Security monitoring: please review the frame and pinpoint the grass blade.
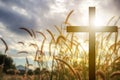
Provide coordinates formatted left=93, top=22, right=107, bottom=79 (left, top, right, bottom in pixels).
left=0, top=38, right=8, bottom=53
left=65, top=10, right=74, bottom=24
left=19, top=27, right=33, bottom=37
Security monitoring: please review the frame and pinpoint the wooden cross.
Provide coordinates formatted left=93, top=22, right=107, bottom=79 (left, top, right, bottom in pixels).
left=67, top=7, right=118, bottom=80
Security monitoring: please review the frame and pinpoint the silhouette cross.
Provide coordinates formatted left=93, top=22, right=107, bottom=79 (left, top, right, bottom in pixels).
left=67, top=7, right=118, bottom=80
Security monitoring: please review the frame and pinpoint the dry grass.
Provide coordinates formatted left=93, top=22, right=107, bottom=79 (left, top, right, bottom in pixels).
left=0, top=9, right=119, bottom=80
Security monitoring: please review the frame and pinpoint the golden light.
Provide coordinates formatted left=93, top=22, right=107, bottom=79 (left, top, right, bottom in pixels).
left=94, top=16, right=104, bottom=28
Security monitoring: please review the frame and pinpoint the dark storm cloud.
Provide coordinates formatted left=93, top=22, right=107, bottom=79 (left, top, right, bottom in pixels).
left=0, top=0, right=84, bottom=35
left=1, top=0, right=51, bottom=11
left=0, top=0, right=53, bottom=34
left=114, top=0, right=120, bottom=9
left=0, top=5, right=36, bottom=33
left=100, top=0, right=120, bottom=15
left=1, top=0, right=24, bottom=7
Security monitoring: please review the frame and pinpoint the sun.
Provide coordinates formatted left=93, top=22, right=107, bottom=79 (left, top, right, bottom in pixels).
left=94, top=16, right=105, bottom=28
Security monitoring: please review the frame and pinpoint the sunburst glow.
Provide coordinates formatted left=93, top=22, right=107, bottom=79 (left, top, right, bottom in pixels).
left=94, top=16, right=104, bottom=28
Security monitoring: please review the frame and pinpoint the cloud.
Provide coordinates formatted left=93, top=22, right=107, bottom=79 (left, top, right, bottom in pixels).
left=111, top=0, right=120, bottom=16
left=0, top=0, right=55, bottom=34
left=0, top=2, right=37, bottom=34
left=0, top=0, right=119, bottom=34
left=0, top=0, right=84, bottom=34
left=99, top=0, right=120, bottom=15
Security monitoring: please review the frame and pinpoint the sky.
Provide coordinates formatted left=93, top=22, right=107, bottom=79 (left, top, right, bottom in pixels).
left=0, top=0, right=120, bottom=67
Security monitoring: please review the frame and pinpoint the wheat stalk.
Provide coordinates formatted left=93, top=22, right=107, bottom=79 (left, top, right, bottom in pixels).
left=114, top=16, right=120, bottom=25
left=96, top=70, right=106, bottom=80
left=36, top=31, right=46, bottom=39
left=0, top=38, right=8, bottom=54
left=64, top=10, right=74, bottom=24
left=56, top=35, right=66, bottom=44
left=34, top=50, right=40, bottom=61
left=54, top=25, right=62, bottom=34
left=46, top=29, right=55, bottom=42
left=48, top=40, right=52, bottom=56
left=29, top=43, right=39, bottom=50
left=110, top=71, right=120, bottom=79
left=18, top=41, right=24, bottom=45
left=31, top=29, right=36, bottom=38
left=36, top=31, right=46, bottom=55
left=107, top=16, right=115, bottom=25
left=18, top=51, right=28, bottom=54
left=19, top=27, right=33, bottom=37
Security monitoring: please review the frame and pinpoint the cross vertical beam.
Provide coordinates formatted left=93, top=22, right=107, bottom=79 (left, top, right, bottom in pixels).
left=89, top=7, right=95, bottom=80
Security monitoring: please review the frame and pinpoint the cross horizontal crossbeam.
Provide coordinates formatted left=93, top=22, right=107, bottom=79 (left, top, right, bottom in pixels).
left=67, top=26, right=118, bottom=32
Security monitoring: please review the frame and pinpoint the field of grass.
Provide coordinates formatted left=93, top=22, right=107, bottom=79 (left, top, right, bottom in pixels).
left=0, top=11, right=120, bottom=80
